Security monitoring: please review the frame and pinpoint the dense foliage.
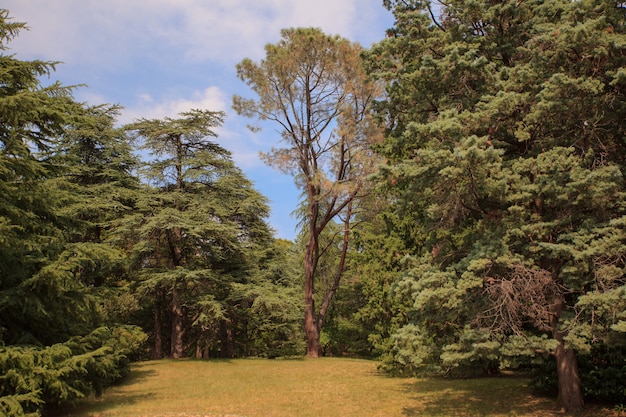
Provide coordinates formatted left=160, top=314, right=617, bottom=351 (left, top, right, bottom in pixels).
left=0, top=9, right=303, bottom=416
left=4, top=0, right=626, bottom=414
left=365, top=0, right=626, bottom=411
left=0, top=326, right=146, bottom=416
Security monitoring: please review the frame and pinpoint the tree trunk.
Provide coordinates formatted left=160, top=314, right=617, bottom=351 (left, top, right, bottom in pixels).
left=304, top=198, right=321, bottom=358
left=153, top=305, right=163, bottom=360
left=170, top=286, right=184, bottom=358
left=304, top=298, right=320, bottom=357
left=304, top=250, right=320, bottom=357
left=219, top=319, right=234, bottom=358
left=304, top=229, right=321, bottom=357
left=550, top=293, right=584, bottom=413
left=554, top=337, right=584, bottom=412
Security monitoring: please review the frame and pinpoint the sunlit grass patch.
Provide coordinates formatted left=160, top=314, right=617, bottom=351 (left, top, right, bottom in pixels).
left=51, top=358, right=612, bottom=417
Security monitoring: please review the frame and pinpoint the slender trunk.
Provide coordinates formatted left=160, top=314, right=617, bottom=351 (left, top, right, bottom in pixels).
left=304, top=243, right=320, bottom=357
left=304, top=182, right=321, bottom=358
left=170, top=286, right=184, bottom=359
left=317, top=201, right=352, bottom=331
left=153, top=305, right=163, bottom=360
left=219, top=318, right=234, bottom=358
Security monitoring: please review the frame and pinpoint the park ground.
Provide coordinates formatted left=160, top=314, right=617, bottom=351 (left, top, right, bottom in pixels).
left=52, top=358, right=620, bottom=417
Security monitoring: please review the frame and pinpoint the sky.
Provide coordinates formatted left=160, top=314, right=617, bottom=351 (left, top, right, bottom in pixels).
left=3, top=0, right=394, bottom=241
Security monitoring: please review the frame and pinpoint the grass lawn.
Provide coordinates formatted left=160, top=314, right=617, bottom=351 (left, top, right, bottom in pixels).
left=51, top=358, right=616, bottom=417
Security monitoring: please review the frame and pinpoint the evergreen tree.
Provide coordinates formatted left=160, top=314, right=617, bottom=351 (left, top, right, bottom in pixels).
left=0, top=8, right=90, bottom=345
left=123, top=110, right=273, bottom=359
left=351, top=205, right=419, bottom=365
left=368, top=0, right=626, bottom=412
left=0, top=10, right=146, bottom=415
left=47, top=103, right=142, bottom=325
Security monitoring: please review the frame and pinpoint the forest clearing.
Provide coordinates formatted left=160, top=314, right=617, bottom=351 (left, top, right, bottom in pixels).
left=4, top=1, right=626, bottom=415
left=51, top=358, right=614, bottom=417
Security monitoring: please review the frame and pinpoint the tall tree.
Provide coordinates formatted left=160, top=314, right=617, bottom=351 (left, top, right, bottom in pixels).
left=124, top=110, right=272, bottom=359
left=0, top=8, right=94, bottom=345
left=233, top=27, right=383, bottom=357
left=368, top=0, right=626, bottom=412
left=0, top=11, right=147, bottom=415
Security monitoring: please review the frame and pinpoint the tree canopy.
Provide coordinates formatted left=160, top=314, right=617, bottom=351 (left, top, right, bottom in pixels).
left=366, top=0, right=626, bottom=412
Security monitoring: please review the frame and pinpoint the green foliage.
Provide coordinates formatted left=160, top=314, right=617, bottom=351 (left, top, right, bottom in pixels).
left=321, top=282, right=372, bottom=357
left=350, top=201, right=421, bottom=369
left=235, top=239, right=304, bottom=357
left=0, top=8, right=91, bottom=346
left=0, top=326, right=146, bottom=417
left=367, top=0, right=626, bottom=410
left=244, top=282, right=305, bottom=357
left=123, top=110, right=274, bottom=358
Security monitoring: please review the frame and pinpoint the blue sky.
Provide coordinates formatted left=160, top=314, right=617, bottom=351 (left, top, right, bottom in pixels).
left=4, top=0, right=394, bottom=241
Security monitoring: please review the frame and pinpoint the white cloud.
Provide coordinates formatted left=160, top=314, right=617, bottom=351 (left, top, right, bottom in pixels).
left=119, top=86, right=264, bottom=170
left=120, top=86, right=227, bottom=124
left=5, top=0, right=387, bottom=67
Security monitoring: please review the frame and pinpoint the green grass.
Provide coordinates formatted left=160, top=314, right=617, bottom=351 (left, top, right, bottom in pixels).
left=51, top=358, right=614, bottom=417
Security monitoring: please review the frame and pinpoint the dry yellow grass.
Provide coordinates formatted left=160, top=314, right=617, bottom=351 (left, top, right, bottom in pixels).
left=51, top=358, right=613, bottom=417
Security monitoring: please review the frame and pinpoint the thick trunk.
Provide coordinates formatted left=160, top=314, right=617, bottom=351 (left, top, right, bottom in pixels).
left=170, top=286, right=184, bottom=359
left=550, top=292, right=584, bottom=413
left=304, top=299, right=320, bottom=357
left=554, top=338, right=584, bottom=412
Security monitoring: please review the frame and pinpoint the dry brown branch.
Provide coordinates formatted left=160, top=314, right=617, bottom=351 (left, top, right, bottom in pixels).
left=476, top=263, right=564, bottom=334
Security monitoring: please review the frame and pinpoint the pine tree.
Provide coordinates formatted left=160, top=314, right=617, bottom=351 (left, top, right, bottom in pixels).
left=0, top=9, right=92, bottom=345
left=0, top=10, right=147, bottom=415
left=234, top=27, right=383, bottom=357
left=368, top=0, right=626, bottom=412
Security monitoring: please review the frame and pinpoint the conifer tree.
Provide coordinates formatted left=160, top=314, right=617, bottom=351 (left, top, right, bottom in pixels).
left=47, top=103, right=142, bottom=324
left=0, top=10, right=147, bottom=415
left=368, top=0, right=626, bottom=412
left=234, top=28, right=383, bottom=357
left=0, top=8, right=91, bottom=345
left=124, top=110, right=272, bottom=358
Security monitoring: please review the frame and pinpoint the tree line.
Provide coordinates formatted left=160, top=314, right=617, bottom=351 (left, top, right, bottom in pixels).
left=3, top=0, right=626, bottom=415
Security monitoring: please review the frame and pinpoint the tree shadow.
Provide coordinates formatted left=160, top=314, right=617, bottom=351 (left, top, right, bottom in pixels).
left=399, top=376, right=563, bottom=417
left=46, top=366, right=158, bottom=417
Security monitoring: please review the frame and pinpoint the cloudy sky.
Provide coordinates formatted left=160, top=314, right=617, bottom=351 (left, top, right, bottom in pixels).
left=4, top=1, right=394, bottom=240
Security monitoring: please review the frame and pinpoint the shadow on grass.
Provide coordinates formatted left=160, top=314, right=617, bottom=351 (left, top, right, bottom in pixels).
left=47, top=366, right=159, bottom=417
left=118, top=364, right=160, bottom=385
left=399, top=376, right=561, bottom=417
